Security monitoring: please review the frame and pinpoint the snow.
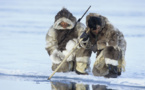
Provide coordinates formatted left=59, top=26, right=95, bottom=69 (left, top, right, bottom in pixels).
left=0, top=0, right=145, bottom=89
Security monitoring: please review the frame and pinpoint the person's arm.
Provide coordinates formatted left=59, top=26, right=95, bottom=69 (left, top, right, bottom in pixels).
left=45, top=26, right=64, bottom=64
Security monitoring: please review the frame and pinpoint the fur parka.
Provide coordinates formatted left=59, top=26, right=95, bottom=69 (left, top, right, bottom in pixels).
left=45, top=8, right=92, bottom=72
left=86, top=13, right=126, bottom=77
left=86, top=13, right=126, bottom=55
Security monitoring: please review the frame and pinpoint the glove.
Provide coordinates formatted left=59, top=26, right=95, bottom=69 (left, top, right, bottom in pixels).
left=50, top=49, right=65, bottom=64
left=80, top=31, right=89, bottom=41
left=66, top=39, right=81, bottom=50
left=80, top=31, right=90, bottom=48
left=63, top=50, right=75, bottom=62
left=65, top=40, right=76, bottom=61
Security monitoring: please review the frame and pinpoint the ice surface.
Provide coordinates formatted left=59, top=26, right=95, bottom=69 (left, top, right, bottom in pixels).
left=0, top=0, right=145, bottom=90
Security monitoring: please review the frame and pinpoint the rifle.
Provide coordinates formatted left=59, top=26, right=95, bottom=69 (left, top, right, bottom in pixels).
left=58, top=6, right=91, bottom=45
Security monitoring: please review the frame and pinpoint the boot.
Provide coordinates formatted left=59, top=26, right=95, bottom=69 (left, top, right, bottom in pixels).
left=75, top=62, right=88, bottom=75
left=105, top=64, right=118, bottom=78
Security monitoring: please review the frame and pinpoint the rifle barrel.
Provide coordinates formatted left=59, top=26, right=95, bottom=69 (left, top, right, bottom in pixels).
left=80, top=5, right=91, bottom=21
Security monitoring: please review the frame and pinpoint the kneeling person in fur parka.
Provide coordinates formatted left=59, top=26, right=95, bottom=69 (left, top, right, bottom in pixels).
left=45, top=8, right=92, bottom=74
left=82, top=13, right=126, bottom=78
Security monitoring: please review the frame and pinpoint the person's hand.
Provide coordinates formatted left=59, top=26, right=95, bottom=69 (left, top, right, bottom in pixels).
left=80, top=31, right=89, bottom=41
left=50, top=49, right=65, bottom=64
left=62, top=50, right=75, bottom=62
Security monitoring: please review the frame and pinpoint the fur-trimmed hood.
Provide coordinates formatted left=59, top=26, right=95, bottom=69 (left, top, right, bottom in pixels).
left=86, top=13, right=108, bottom=30
left=53, top=8, right=76, bottom=30
left=86, top=13, right=126, bottom=54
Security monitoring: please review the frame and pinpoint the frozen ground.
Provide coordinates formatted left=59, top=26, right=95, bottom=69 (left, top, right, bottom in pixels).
left=0, top=0, right=145, bottom=90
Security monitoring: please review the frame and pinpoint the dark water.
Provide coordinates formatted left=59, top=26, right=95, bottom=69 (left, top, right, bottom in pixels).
left=1, top=73, right=145, bottom=90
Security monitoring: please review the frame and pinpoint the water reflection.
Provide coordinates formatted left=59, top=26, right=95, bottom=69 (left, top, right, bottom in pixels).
left=50, top=81, right=111, bottom=90
left=92, top=85, right=108, bottom=90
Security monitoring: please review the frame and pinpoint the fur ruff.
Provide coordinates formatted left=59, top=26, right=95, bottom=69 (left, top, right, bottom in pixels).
left=53, top=17, right=75, bottom=30
left=86, top=13, right=106, bottom=29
